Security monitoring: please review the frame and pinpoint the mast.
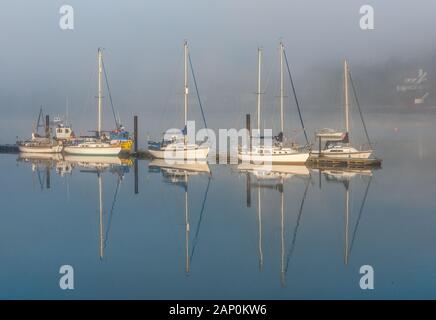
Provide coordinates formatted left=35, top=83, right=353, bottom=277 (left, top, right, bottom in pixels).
left=98, top=48, right=103, bottom=137
left=184, top=41, right=189, bottom=143
left=280, top=41, right=284, bottom=135
left=257, top=47, right=262, bottom=131
left=344, top=59, right=349, bottom=135
left=98, top=172, right=104, bottom=260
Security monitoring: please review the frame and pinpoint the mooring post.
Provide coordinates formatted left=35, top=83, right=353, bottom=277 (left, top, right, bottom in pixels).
left=246, top=114, right=251, bottom=150
left=134, top=115, right=138, bottom=154
left=318, top=136, right=322, bottom=158
left=45, top=115, right=50, bottom=138
left=134, top=159, right=138, bottom=194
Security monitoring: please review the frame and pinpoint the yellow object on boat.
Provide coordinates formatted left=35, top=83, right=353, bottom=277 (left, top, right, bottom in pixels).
left=120, top=139, right=133, bottom=152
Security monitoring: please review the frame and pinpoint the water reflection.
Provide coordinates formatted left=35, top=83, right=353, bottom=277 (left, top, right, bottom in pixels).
left=11, top=152, right=379, bottom=295
left=237, top=164, right=311, bottom=286
left=17, top=153, right=132, bottom=260
left=315, top=168, right=373, bottom=265
left=149, top=159, right=211, bottom=275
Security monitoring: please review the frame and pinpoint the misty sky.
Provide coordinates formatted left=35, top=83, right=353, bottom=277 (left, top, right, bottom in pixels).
left=0, top=0, right=435, bottom=142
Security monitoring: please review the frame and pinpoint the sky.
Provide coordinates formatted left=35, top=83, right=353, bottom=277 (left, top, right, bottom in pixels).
left=0, top=0, right=435, bottom=142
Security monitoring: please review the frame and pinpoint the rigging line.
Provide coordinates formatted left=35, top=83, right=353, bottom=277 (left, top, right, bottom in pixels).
left=285, top=176, right=311, bottom=274
left=348, top=69, right=372, bottom=148
left=283, top=50, right=309, bottom=146
left=188, top=53, right=208, bottom=131
left=104, top=177, right=121, bottom=249
left=349, top=175, right=372, bottom=255
left=101, top=56, right=119, bottom=129
left=190, top=176, right=212, bottom=262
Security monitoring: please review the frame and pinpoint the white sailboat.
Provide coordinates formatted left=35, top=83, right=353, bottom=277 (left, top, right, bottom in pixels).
left=238, top=42, right=309, bottom=164
left=148, top=41, right=209, bottom=161
left=311, top=60, right=373, bottom=159
left=64, top=48, right=121, bottom=156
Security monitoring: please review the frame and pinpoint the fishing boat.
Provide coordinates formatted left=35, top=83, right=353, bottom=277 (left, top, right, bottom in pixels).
left=17, top=108, right=63, bottom=153
left=64, top=48, right=121, bottom=156
left=148, top=41, right=209, bottom=161
left=238, top=42, right=309, bottom=164
left=311, top=60, right=373, bottom=159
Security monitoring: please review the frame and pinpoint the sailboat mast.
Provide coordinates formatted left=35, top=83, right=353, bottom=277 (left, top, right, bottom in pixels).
left=257, top=47, right=262, bottom=131
left=280, top=41, right=284, bottom=135
left=98, top=48, right=103, bottom=137
left=184, top=41, right=188, bottom=139
left=344, top=59, right=349, bottom=134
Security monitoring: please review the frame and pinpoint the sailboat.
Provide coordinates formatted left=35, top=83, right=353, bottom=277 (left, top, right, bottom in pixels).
left=238, top=42, right=309, bottom=164
left=64, top=48, right=121, bottom=156
left=17, top=108, right=63, bottom=153
left=311, top=60, right=373, bottom=159
left=148, top=41, right=209, bottom=161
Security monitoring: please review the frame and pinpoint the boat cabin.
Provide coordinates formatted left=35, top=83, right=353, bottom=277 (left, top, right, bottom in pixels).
left=55, top=124, right=74, bottom=140
left=315, top=129, right=349, bottom=150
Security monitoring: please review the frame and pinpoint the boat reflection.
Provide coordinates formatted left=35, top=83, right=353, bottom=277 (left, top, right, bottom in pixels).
left=237, top=163, right=310, bottom=286
left=17, top=153, right=132, bottom=259
left=314, top=168, right=373, bottom=265
left=149, top=159, right=211, bottom=275
left=18, top=152, right=132, bottom=181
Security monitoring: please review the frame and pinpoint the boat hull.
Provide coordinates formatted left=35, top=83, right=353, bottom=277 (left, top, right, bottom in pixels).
left=63, top=145, right=121, bottom=156
left=310, top=150, right=373, bottom=159
left=18, top=145, right=63, bottom=153
left=148, top=146, right=209, bottom=160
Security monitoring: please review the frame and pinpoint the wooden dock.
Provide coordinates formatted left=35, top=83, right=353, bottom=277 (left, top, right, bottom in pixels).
left=306, top=155, right=382, bottom=169
left=0, top=144, right=19, bottom=154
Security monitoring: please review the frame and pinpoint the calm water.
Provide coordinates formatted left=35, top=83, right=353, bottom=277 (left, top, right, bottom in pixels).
left=1, top=111, right=436, bottom=299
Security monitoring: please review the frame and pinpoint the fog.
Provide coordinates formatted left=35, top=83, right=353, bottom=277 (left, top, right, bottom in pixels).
left=0, top=0, right=435, bottom=142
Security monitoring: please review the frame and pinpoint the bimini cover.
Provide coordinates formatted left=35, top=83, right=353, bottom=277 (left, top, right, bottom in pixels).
left=315, top=128, right=348, bottom=142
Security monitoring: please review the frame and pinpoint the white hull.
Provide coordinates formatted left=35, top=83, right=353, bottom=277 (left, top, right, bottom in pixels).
left=64, top=145, right=121, bottom=156
left=238, top=149, right=309, bottom=164
left=18, top=145, right=63, bottom=154
left=63, top=155, right=123, bottom=166
left=311, top=148, right=372, bottom=159
left=149, top=146, right=209, bottom=160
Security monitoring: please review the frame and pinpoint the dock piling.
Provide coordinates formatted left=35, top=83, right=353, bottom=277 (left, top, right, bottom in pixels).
left=45, top=115, right=50, bottom=138
left=134, top=115, right=138, bottom=154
